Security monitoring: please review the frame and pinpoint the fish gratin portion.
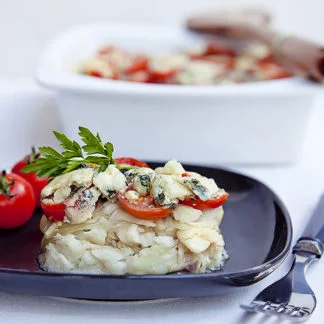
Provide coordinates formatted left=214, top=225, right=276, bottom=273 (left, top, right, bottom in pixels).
left=23, top=127, right=229, bottom=275
left=39, top=160, right=228, bottom=275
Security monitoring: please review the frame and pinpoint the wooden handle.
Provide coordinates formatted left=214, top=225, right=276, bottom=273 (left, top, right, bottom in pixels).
left=187, top=11, right=324, bottom=82
left=251, top=27, right=324, bottom=81
left=274, top=36, right=324, bottom=81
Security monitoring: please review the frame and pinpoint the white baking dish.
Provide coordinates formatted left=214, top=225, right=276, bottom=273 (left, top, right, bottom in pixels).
left=36, top=23, right=321, bottom=165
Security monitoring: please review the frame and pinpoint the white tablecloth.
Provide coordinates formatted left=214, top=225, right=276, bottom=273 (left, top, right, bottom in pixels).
left=0, top=79, right=323, bottom=324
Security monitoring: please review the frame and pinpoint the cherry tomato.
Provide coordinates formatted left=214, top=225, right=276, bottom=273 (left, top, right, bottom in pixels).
left=0, top=171, right=36, bottom=229
left=41, top=201, right=65, bottom=222
left=12, top=148, right=49, bottom=207
left=257, top=60, right=291, bottom=80
left=125, top=56, right=148, bottom=74
left=87, top=71, right=103, bottom=78
left=257, top=55, right=275, bottom=65
left=204, top=42, right=236, bottom=57
left=190, top=43, right=236, bottom=59
left=181, top=193, right=229, bottom=210
left=118, top=192, right=172, bottom=220
left=87, top=70, right=120, bottom=80
left=115, top=157, right=149, bottom=168
left=148, top=69, right=178, bottom=83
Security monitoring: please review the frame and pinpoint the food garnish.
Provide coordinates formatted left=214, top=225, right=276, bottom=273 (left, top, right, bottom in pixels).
left=22, top=126, right=116, bottom=178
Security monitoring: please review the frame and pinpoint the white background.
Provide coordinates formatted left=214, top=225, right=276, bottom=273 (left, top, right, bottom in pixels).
left=1, top=1, right=324, bottom=323
left=1, top=0, right=324, bottom=77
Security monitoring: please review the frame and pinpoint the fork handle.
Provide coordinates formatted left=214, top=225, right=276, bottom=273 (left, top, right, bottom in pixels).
left=293, top=238, right=323, bottom=258
left=293, top=194, right=324, bottom=258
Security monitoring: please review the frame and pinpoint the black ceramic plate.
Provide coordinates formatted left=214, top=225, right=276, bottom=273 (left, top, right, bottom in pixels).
left=0, top=163, right=292, bottom=300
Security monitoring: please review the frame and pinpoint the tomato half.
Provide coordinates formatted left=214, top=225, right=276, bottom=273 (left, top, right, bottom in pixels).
left=190, top=43, right=236, bottom=59
left=204, top=42, right=236, bottom=57
left=257, top=55, right=275, bottom=65
left=12, top=156, right=49, bottom=207
left=148, top=69, right=178, bottom=83
left=0, top=171, right=36, bottom=229
left=125, top=56, right=148, bottom=74
left=87, top=71, right=103, bottom=78
left=257, top=61, right=291, bottom=80
left=115, top=157, right=149, bottom=168
left=118, top=192, right=172, bottom=220
left=41, top=201, right=66, bottom=222
left=181, top=193, right=229, bottom=210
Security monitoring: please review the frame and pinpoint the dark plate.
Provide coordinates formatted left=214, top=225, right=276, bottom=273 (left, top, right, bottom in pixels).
left=0, top=163, right=292, bottom=300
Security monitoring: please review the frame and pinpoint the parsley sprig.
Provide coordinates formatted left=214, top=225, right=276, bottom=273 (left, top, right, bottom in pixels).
left=22, top=126, right=116, bottom=178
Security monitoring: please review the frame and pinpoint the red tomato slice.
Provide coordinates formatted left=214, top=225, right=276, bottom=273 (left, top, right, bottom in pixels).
left=115, top=157, right=149, bottom=168
left=125, top=56, right=148, bottom=74
left=181, top=193, right=229, bottom=210
left=41, top=201, right=65, bottom=222
left=267, top=70, right=291, bottom=80
left=118, top=192, right=172, bottom=220
left=87, top=71, right=103, bottom=78
left=204, top=43, right=236, bottom=57
left=257, top=60, right=291, bottom=80
left=190, top=43, right=236, bottom=59
left=12, top=159, right=48, bottom=207
left=147, top=69, right=178, bottom=83
left=87, top=70, right=119, bottom=79
left=258, top=55, right=275, bottom=65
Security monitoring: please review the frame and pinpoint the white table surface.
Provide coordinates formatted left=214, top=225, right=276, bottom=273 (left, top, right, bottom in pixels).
left=0, top=79, right=324, bottom=324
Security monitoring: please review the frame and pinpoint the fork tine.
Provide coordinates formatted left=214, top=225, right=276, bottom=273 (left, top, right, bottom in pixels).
left=300, top=307, right=311, bottom=316
left=290, top=307, right=311, bottom=318
left=254, top=301, right=276, bottom=315
left=278, top=305, right=311, bottom=319
left=241, top=238, right=319, bottom=320
left=261, top=301, right=272, bottom=311
left=290, top=307, right=301, bottom=317
left=242, top=301, right=312, bottom=319
left=259, top=301, right=276, bottom=314
left=275, top=303, right=286, bottom=313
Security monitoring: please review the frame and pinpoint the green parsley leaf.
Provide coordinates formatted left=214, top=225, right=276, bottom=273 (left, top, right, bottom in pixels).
left=79, top=126, right=106, bottom=156
left=22, top=126, right=116, bottom=178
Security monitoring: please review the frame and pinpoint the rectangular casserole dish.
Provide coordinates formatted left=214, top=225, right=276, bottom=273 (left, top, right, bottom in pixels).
left=36, top=23, right=321, bottom=165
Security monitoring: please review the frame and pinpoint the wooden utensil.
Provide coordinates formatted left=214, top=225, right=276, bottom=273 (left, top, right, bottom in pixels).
left=187, top=10, right=324, bottom=82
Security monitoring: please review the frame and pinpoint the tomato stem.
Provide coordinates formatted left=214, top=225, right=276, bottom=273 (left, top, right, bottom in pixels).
left=0, top=170, right=16, bottom=198
left=27, top=146, right=41, bottom=164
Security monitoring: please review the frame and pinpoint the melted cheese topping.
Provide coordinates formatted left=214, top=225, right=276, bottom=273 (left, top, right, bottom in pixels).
left=93, top=165, right=127, bottom=197
left=41, top=161, right=226, bottom=223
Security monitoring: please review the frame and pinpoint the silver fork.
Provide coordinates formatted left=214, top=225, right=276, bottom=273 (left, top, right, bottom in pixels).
left=241, top=194, right=324, bottom=320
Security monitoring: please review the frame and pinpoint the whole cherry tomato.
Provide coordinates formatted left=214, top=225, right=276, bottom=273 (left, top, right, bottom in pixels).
left=0, top=171, right=36, bottom=229
left=12, top=147, right=49, bottom=207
